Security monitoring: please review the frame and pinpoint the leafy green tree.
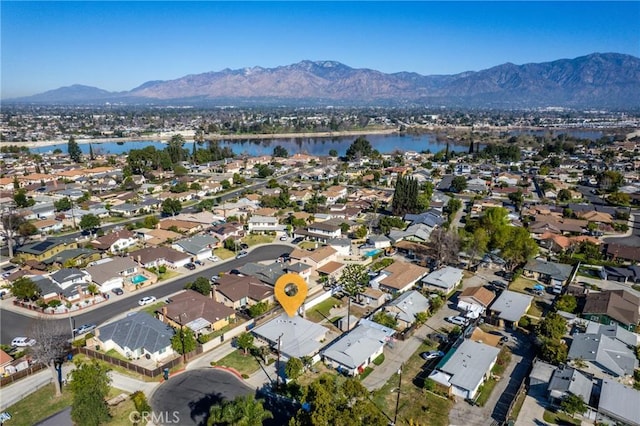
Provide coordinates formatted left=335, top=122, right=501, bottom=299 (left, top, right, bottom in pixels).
left=142, top=215, right=159, bottom=228
left=273, top=145, right=289, bottom=158
left=537, top=312, right=567, bottom=340
left=13, top=189, right=33, bottom=208
left=462, top=227, right=489, bottom=265
left=221, top=180, right=231, bottom=190
left=561, top=394, right=587, bottom=418
left=236, top=332, right=254, bottom=355
left=285, top=357, right=304, bottom=381
left=256, top=164, right=274, bottom=178
left=345, top=136, right=373, bottom=160
left=0, top=210, right=26, bottom=258
left=11, top=277, right=41, bottom=301
left=450, top=176, right=468, bottom=193
left=170, top=181, right=189, bottom=193
left=207, top=395, right=273, bottom=426
left=247, top=301, right=269, bottom=318
left=171, top=326, right=196, bottom=355
left=68, top=136, right=82, bottom=163
left=501, top=227, right=538, bottom=269
left=339, top=264, right=369, bottom=332
left=18, top=221, right=38, bottom=238
left=608, top=191, right=630, bottom=206
left=555, top=295, right=577, bottom=313
left=355, top=226, right=368, bottom=239
left=166, top=134, right=186, bottom=164
left=597, top=170, right=624, bottom=192
left=508, top=189, right=524, bottom=211
left=162, top=198, right=182, bottom=216
left=196, top=199, right=216, bottom=212
left=79, top=214, right=100, bottom=230
left=372, top=311, right=397, bottom=329
left=557, top=189, right=572, bottom=202
left=378, top=216, right=406, bottom=234
left=69, top=361, right=111, bottom=426
left=185, top=276, right=212, bottom=296
left=54, top=197, right=72, bottom=212
left=328, top=149, right=338, bottom=157
left=173, top=165, right=188, bottom=177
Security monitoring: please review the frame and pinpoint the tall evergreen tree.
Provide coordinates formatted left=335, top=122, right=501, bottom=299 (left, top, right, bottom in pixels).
left=68, top=136, right=82, bottom=163
left=469, top=140, right=474, bottom=154
left=89, top=143, right=95, bottom=160
left=392, top=175, right=420, bottom=216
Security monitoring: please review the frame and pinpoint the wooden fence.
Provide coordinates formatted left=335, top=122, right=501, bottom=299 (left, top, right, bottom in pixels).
left=0, top=363, right=47, bottom=387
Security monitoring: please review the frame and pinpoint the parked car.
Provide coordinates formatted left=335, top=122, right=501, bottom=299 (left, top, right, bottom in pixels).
left=74, top=324, right=96, bottom=335
left=194, top=260, right=204, bottom=266
left=427, top=333, right=449, bottom=345
left=11, top=337, right=36, bottom=347
left=489, top=280, right=508, bottom=289
left=292, top=237, right=304, bottom=244
left=236, top=250, right=248, bottom=259
left=208, top=255, right=221, bottom=262
left=112, top=288, right=124, bottom=296
left=210, top=275, right=219, bottom=283
left=445, top=316, right=469, bottom=326
left=420, top=350, right=445, bottom=360
left=279, top=235, right=288, bottom=241
left=240, top=243, right=249, bottom=250
left=138, top=296, right=157, bottom=306
left=185, top=263, right=197, bottom=270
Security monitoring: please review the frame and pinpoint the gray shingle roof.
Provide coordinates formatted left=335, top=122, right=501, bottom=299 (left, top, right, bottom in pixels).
left=548, top=367, right=593, bottom=402
left=568, top=333, right=638, bottom=376
left=523, top=258, right=573, bottom=282
left=598, top=380, right=640, bottom=426
left=173, top=235, right=217, bottom=255
left=489, top=290, right=533, bottom=322
left=97, top=312, right=174, bottom=354
left=322, top=320, right=395, bottom=369
left=252, top=313, right=329, bottom=359
left=387, top=290, right=430, bottom=323
left=49, top=268, right=87, bottom=285
left=438, top=339, right=500, bottom=393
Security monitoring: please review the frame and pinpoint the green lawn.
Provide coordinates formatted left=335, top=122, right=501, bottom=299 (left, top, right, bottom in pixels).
left=213, top=248, right=235, bottom=260
left=156, top=269, right=181, bottom=281
left=508, top=277, right=538, bottom=294
left=104, top=349, right=130, bottom=362
left=142, top=301, right=165, bottom=316
left=475, top=378, right=498, bottom=407
left=542, top=409, right=581, bottom=425
left=299, top=241, right=319, bottom=250
left=217, top=349, right=261, bottom=376
left=242, top=234, right=274, bottom=246
left=305, top=297, right=342, bottom=323
left=2, top=384, right=135, bottom=426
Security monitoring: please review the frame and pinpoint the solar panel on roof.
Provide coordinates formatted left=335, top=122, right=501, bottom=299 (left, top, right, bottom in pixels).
left=30, top=241, right=56, bottom=252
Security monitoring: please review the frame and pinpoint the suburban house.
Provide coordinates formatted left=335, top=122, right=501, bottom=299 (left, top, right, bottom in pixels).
left=158, top=219, right=202, bottom=234
left=41, top=247, right=100, bottom=268
left=606, top=243, right=640, bottom=263
left=582, top=290, right=640, bottom=331
left=429, top=339, right=501, bottom=400
left=31, top=274, right=89, bottom=303
left=321, top=319, right=395, bottom=376
left=316, top=261, right=346, bottom=282
left=91, top=229, right=138, bottom=254
left=383, top=290, right=430, bottom=330
left=171, top=235, right=217, bottom=261
left=356, top=288, right=388, bottom=309
left=371, top=261, right=429, bottom=295
left=523, top=258, right=574, bottom=286
left=214, top=274, right=274, bottom=309
left=366, top=235, right=392, bottom=249
left=48, top=268, right=92, bottom=290
left=596, top=380, right=640, bottom=426
left=421, top=266, right=464, bottom=295
left=210, top=222, right=244, bottom=242
left=129, top=246, right=191, bottom=269
left=288, top=246, right=338, bottom=274
left=568, top=332, right=638, bottom=377
left=486, top=290, right=533, bottom=329
left=599, top=265, right=640, bottom=283
left=158, top=290, right=236, bottom=334
left=85, top=257, right=139, bottom=292
left=247, top=215, right=286, bottom=233
left=33, top=219, right=63, bottom=234
left=547, top=366, right=594, bottom=407
left=584, top=321, right=639, bottom=348
left=95, top=312, right=175, bottom=362
left=457, top=286, right=496, bottom=318
left=0, top=349, right=13, bottom=376
left=134, top=228, right=182, bottom=246
left=294, top=221, right=342, bottom=243
left=16, top=237, right=78, bottom=262
left=251, top=313, right=330, bottom=362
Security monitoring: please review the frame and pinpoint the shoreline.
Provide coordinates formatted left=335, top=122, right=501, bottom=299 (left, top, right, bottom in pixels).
left=16, top=128, right=399, bottom=148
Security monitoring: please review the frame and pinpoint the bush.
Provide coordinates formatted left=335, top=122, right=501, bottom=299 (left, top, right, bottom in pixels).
left=519, top=316, right=531, bottom=329
left=131, top=390, right=152, bottom=414
left=373, top=354, right=385, bottom=366
left=241, top=373, right=249, bottom=379
left=198, top=334, right=213, bottom=344
left=72, top=338, right=87, bottom=348
left=423, top=378, right=436, bottom=392
left=48, top=299, right=62, bottom=308
left=158, top=265, right=167, bottom=274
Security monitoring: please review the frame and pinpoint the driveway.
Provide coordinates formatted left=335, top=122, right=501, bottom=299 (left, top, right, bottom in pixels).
left=150, top=369, right=253, bottom=426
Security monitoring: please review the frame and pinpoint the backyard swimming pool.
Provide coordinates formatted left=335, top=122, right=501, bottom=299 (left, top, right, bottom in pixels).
left=364, top=249, right=382, bottom=258
left=131, top=274, right=148, bottom=285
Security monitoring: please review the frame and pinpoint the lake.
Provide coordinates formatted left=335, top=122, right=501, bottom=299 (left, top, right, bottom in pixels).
left=32, top=133, right=470, bottom=157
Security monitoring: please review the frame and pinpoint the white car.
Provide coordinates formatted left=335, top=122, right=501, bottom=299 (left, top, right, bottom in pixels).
left=208, top=255, right=221, bottom=262
left=11, top=337, right=36, bottom=347
left=138, top=296, right=157, bottom=306
left=74, top=324, right=97, bottom=335
left=446, top=316, right=469, bottom=326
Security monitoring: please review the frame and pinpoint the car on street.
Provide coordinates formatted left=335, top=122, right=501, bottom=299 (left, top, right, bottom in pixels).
left=445, top=316, right=469, bottom=326
left=112, top=288, right=124, bottom=296
left=236, top=250, right=248, bottom=259
left=420, top=350, right=445, bottom=360
left=185, top=263, right=197, bottom=270
left=11, top=337, right=36, bottom=347
left=208, top=256, right=221, bottom=262
left=138, top=296, right=157, bottom=306
left=74, top=324, right=97, bottom=335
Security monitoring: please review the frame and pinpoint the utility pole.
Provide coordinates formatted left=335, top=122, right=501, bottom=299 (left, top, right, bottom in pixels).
left=393, top=364, right=403, bottom=426
left=276, top=333, right=284, bottom=391
left=178, top=313, right=188, bottom=362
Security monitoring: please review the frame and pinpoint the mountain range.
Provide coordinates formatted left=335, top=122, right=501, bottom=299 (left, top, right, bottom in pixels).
left=8, top=53, right=640, bottom=108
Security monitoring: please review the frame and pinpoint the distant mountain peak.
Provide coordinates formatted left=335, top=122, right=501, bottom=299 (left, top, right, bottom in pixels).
left=6, top=52, right=640, bottom=108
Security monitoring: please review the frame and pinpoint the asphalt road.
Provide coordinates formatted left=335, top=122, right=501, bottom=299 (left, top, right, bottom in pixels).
left=0, top=244, right=293, bottom=345
left=151, top=369, right=253, bottom=426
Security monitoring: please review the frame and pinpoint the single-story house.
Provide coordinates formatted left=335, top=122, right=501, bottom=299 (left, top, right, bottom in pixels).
left=371, top=261, right=429, bottom=295
left=85, top=257, right=139, bottom=292
left=356, top=287, right=388, bottom=309
left=421, top=266, right=464, bottom=295
left=171, top=235, right=217, bottom=261
left=367, top=235, right=392, bottom=249
left=48, top=268, right=92, bottom=290
left=251, top=313, right=330, bottom=362
left=428, top=339, right=501, bottom=400
left=596, top=380, right=640, bottom=426
left=129, top=246, right=191, bottom=269
left=547, top=366, right=593, bottom=408
left=288, top=246, right=338, bottom=274
left=523, top=258, right=573, bottom=286
left=568, top=332, right=638, bottom=377
left=384, top=290, right=430, bottom=330
left=457, top=286, right=496, bottom=318
left=322, top=319, right=395, bottom=376
left=214, top=274, right=274, bottom=309
left=582, top=290, right=640, bottom=331
left=158, top=290, right=236, bottom=334
left=95, top=312, right=175, bottom=362
left=486, top=290, right=533, bottom=329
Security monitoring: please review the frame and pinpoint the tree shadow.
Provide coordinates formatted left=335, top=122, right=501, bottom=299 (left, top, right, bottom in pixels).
left=188, top=391, right=225, bottom=426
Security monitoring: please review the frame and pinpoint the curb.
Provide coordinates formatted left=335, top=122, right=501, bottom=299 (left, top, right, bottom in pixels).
left=212, top=365, right=244, bottom=381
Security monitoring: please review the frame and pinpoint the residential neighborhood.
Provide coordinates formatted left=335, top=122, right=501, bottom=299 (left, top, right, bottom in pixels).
left=0, top=115, right=639, bottom=426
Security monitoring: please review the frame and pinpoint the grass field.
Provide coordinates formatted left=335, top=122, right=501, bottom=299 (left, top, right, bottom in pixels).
left=3, top=384, right=135, bottom=426
left=217, top=349, right=261, bottom=376
left=371, top=340, right=452, bottom=426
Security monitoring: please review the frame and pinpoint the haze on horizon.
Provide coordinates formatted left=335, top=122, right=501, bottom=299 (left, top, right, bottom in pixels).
left=1, top=1, right=638, bottom=99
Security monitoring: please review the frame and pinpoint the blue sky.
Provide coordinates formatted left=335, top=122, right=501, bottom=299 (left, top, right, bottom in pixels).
left=2, top=1, right=638, bottom=98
